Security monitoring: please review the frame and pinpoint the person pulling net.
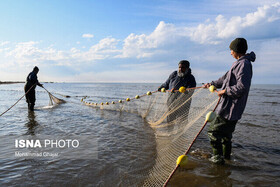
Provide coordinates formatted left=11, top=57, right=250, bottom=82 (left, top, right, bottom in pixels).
left=24, top=66, right=65, bottom=110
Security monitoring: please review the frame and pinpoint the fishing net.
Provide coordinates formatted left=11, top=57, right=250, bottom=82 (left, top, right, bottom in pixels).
left=83, top=87, right=219, bottom=186
left=47, top=92, right=66, bottom=105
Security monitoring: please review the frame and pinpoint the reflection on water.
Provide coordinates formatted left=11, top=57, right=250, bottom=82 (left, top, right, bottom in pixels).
left=25, top=111, right=39, bottom=135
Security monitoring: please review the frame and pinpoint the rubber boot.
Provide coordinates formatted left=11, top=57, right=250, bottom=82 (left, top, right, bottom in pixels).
left=210, top=142, right=225, bottom=165
left=209, top=155, right=225, bottom=165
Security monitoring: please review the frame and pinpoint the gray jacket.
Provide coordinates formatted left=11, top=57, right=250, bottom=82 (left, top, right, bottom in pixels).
left=211, top=52, right=256, bottom=121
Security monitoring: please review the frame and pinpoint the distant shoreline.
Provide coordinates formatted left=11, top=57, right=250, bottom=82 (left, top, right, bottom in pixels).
left=0, top=81, right=55, bottom=85
left=0, top=81, right=279, bottom=86
left=0, top=81, right=24, bottom=85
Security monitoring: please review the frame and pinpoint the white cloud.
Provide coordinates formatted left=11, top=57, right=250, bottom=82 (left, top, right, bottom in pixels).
left=187, top=3, right=280, bottom=44
left=3, top=3, right=279, bottom=64
left=0, top=41, right=10, bottom=46
left=69, top=37, right=121, bottom=61
left=82, top=33, right=94, bottom=38
left=119, top=3, right=280, bottom=59
left=5, top=41, right=69, bottom=65
left=0, top=3, right=279, bottom=83
left=120, top=21, right=181, bottom=58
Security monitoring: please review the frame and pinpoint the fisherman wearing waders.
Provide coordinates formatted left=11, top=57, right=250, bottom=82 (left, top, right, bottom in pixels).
left=204, top=38, right=256, bottom=164
left=24, top=66, right=43, bottom=111
left=158, top=60, right=196, bottom=123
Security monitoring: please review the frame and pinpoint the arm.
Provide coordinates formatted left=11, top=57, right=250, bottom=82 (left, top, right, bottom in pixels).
left=30, top=73, right=43, bottom=87
left=159, top=71, right=176, bottom=90
left=37, top=82, right=43, bottom=87
left=211, top=71, right=228, bottom=89
left=225, top=61, right=252, bottom=98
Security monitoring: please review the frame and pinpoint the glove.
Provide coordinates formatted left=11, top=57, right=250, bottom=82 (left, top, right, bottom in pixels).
left=171, top=88, right=175, bottom=93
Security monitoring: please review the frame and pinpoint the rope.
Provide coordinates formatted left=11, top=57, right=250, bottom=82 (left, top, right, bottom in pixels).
left=163, top=93, right=222, bottom=186
left=42, top=86, right=52, bottom=95
left=0, top=83, right=36, bottom=117
left=51, top=92, right=70, bottom=98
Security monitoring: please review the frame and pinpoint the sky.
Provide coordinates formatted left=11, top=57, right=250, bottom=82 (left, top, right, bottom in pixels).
left=0, top=0, right=279, bottom=84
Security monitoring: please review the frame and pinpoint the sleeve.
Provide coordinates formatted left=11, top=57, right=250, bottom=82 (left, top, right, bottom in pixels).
left=211, top=71, right=228, bottom=89
left=225, top=62, right=252, bottom=98
left=160, top=71, right=176, bottom=90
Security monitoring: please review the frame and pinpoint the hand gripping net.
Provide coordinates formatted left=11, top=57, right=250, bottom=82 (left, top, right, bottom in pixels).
left=83, top=87, right=219, bottom=186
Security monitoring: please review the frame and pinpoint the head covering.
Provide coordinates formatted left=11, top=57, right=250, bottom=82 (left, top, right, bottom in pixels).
left=178, top=60, right=190, bottom=69
left=33, top=66, right=39, bottom=72
left=229, top=38, right=248, bottom=54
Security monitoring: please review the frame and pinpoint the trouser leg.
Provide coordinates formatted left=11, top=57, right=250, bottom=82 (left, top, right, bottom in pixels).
left=25, top=87, right=36, bottom=111
left=208, top=131, right=223, bottom=156
left=222, top=133, right=234, bottom=159
left=28, top=104, right=34, bottom=111
left=208, top=115, right=237, bottom=158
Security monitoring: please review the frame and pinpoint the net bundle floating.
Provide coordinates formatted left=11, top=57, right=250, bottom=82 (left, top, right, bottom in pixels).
left=47, top=92, right=66, bottom=106
left=81, top=87, right=219, bottom=186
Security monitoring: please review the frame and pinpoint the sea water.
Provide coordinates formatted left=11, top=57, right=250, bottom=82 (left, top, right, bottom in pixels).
left=0, top=83, right=279, bottom=186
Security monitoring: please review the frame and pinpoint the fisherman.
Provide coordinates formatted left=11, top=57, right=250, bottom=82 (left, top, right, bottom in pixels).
left=203, top=38, right=256, bottom=164
left=24, top=66, right=43, bottom=111
left=158, top=60, right=196, bottom=122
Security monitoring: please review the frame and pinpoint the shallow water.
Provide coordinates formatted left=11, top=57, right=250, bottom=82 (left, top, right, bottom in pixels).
left=0, top=83, right=279, bottom=186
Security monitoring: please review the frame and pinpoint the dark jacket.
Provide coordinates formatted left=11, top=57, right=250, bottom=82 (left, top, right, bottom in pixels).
left=25, top=71, right=40, bottom=90
left=160, top=69, right=196, bottom=90
left=211, top=52, right=256, bottom=121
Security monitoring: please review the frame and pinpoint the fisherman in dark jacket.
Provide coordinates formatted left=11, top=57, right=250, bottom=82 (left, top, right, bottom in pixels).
left=24, top=66, right=43, bottom=111
left=158, top=60, right=196, bottom=123
left=204, top=38, right=256, bottom=164
left=159, top=60, right=196, bottom=91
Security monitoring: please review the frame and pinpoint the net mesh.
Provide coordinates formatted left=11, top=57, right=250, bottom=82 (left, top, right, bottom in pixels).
left=83, top=88, right=218, bottom=186
left=47, top=92, right=66, bottom=105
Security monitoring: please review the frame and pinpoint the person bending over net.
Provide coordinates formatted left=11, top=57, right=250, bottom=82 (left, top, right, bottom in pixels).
left=24, top=66, right=43, bottom=111
left=203, top=38, right=256, bottom=164
left=158, top=60, right=196, bottom=123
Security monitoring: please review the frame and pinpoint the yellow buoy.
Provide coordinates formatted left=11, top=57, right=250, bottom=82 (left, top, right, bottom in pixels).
left=205, top=111, right=216, bottom=122
left=111, top=101, right=115, bottom=104
left=179, top=86, right=186, bottom=93
left=101, top=102, right=104, bottom=105
left=209, top=85, right=216, bottom=93
left=161, top=88, right=166, bottom=92
left=176, top=155, right=188, bottom=167
left=135, top=95, right=140, bottom=99
left=81, top=99, right=83, bottom=102
left=119, top=100, right=122, bottom=103
left=126, top=98, right=130, bottom=101
left=106, top=102, right=109, bottom=105
left=147, top=91, right=152, bottom=95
